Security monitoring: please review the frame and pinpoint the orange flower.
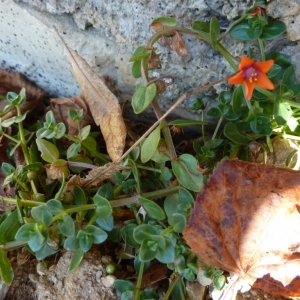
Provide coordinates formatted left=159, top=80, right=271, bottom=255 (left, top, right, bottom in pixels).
left=228, top=56, right=274, bottom=100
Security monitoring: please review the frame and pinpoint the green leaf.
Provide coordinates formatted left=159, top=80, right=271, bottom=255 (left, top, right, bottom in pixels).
left=151, top=16, right=177, bottom=28
left=156, top=237, right=175, bottom=263
left=47, top=199, right=64, bottom=215
left=168, top=213, right=186, bottom=233
left=230, top=20, right=262, bottom=41
left=78, top=125, right=91, bottom=141
left=54, top=123, right=66, bottom=139
left=281, top=65, right=295, bottom=89
left=85, top=225, right=108, bottom=244
left=139, top=197, right=166, bottom=220
left=206, top=107, right=221, bottom=118
left=128, top=158, right=141, bottom=194
left=36, top=139, right=59, bottom=163
left=140, top=290, right=159, bottom=300
left=96, top=183, right=114, bottom=200
left=213, top=275, right=226, bottom=290
left=133, top=224, right=160, bottom=244
left=172, top=154, right=203, bottom=192
left=67, top=142, right=81, bottom=159
left=168, top=119, right=207, bottom=126
left=64, top=236, right=79, bottom=251
left=58, top=214, right=75, bottom=237
left=267, top=64, right=281, bottom=78
left=260, top=20, right=286, bottom=40
left=204, top=139, right=223, bottom=149
left=274, top=101, right=292, bottom=126
left=96, top=215, right=114, bottom=231
left=77, top=230, right=93, bottom=252
left=267, top=53, right=291, bottom=79
left=132, top=83, right=157, bottom=114
left=159, top=166, right=172, bottom=182
left=35, top=243, right=58, bottom=260
left=210, top=16, right=220, bottom=49
left=218, top=91, right=231, bottom=105
left=192, top=20, right=210, bottom=33
left=0, top=210, right=21, bottom=244
left=69, top=248, right=84, bottom=272
left=28, top=225, right=47, bottom=252
left=129, top=46, right=150, bottom=62
left=31, top=205, right=53, bottom=227
left=93, top=195, right=112, bottom=219
left=121, top=224, right=140, bottom=248
left=232, top=85, right=244, bottom=114
left=132, top=60, right=142, bottom=78
left=224, top=122, right=250, bottom=145
left=1, top=163, right=15, bottom=176
left=288, top=83, right=300, bottom=97
left=74, top=185, right=87, bottom=205
left=114, top=279, right=135, bottom=293
left=0, top=248, right=13, bottom=284
left=141, top=125, right=161, bottom=163
left=139, top=239, right=158, bottom=262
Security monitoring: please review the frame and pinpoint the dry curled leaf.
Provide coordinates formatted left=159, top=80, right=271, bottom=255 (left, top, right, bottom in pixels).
left=63, top=162, right=125, bottom=194
left=183, top=159, right=300, bottom=298
left=55, top=32, right=126, bottom=162
left=172, top=30, right=189, bottom=57
left=0, top=68, right=45, bottom=120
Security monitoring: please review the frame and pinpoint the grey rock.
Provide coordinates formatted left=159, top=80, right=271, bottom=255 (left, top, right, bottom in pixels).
left=36, top=250, right=119, bottom=300
left=0, top=0, right=297, bottom=127
left=267, top=0, right=300, bottom=41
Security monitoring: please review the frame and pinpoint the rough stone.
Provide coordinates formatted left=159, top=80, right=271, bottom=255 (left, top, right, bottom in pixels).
left=267, top=0, right=300, bottom=41
left=0, top=0, right=299, bottom=127
left=35, top=250, right=119, bottom=300
left=0, top=0, right=254, bottom=124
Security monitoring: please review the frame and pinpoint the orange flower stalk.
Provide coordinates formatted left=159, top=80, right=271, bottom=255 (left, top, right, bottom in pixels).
left=228, top=56, right=274, bottom=100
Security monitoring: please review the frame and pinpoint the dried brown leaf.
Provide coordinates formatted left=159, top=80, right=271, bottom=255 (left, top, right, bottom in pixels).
left=172, top=31, right=189, bottom=57
left=63, top=162, right=125, bottom=194
left=0, top=68, right=45, bottom=120
left=183, top=159, right=300, bottom=298
left=50, top=94, right=94, bottom=136
left=57, top=37, right=126, bottom=162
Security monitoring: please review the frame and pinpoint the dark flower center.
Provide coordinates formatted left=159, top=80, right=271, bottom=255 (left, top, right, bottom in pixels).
left=244, top=66, right=259, bottom=83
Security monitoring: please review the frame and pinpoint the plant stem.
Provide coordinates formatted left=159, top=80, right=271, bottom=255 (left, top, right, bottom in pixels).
left=87, top=213, right=98, bottom=226
left=141, top=58, right=177, bottom=161
left=160, top=226, right=174, bottom=236
left=201, top=110, right=206, bottom=143
left=245, top=99, right=253, bottom=110
left=13, top=175, right=30, bottom=192
left=216, top=43, right=239, bottom=71
left=163, top=273, right=182, bottom=300
left=211, top=116, right=224, bottom=140
left=134, top=261, right=145, bottom=300
left=282, top=99, right=300, bottom=109
left=258, top=38, right=265, bottom=61
left=254, top=86, right=275, bottom=100
left=132, top=205, right=142, bottom=225
left=16, top=105, right=30, bottom=165
left=1, top=131, right=19, bottom=144
left=68, top=161, right=98, bottom=169
left=136, top=164, right=161, bottom=173
left=217, top=14, right=248, bottom=41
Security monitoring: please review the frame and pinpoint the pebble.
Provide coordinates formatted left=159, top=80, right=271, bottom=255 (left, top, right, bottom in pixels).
left=101, top=275, right=116, bottom=288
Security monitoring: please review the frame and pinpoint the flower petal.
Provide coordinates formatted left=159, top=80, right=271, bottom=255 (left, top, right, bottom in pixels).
left=239, top=56, right=255, bottom=70
left=244, top=80, right=256, bottom=100
left=256, top=72, right=274, bottom=90
left=228, top=71, right=244, bottom=84
left=254, top=60, right=274, bottom=73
